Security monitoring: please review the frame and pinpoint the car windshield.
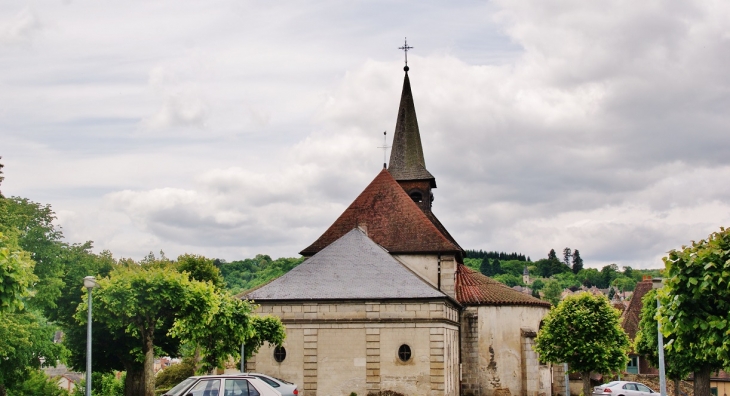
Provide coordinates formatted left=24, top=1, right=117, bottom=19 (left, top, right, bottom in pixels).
left=274, top=377, right=293, bottom=385
left=601, top=382, right=621, bottom=388
left=165, top=377, right=197, bottom=396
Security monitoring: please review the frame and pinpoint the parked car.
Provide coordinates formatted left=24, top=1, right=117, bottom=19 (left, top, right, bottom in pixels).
left=593, top=381, right=657, bottom=396
left=163, top=374, right=282, bottom=396
left=241, top=373, right=298, bottom=396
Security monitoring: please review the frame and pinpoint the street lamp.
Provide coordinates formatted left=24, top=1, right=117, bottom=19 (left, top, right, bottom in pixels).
left=84, top=276, right=98, bottom=396
left=652, top=278, right=666, bottom=396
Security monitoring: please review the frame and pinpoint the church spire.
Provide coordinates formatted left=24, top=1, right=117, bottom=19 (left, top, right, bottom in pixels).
left=387, top=69, right=436, bottom=186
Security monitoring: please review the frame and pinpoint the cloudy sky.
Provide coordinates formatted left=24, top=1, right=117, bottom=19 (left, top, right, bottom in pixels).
left=2, top=0, right=730, bottom=269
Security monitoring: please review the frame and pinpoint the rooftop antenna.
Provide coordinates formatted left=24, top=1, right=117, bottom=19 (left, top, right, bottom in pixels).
left=377, top=131, right=390, bottom=169
left=398, top=37, right=413, bottom=72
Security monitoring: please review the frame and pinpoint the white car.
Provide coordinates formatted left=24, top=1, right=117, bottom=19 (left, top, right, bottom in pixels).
left=164, top=374, right=282, bottom=396
left=593, top=381, right=657, bottom=396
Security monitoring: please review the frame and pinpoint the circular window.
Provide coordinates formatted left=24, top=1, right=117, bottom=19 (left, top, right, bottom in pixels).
left=398, top=344, right=411, bottom=362
left=273, top=346, right=286, bottom=363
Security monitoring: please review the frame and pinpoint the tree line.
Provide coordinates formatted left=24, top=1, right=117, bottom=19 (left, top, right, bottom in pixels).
left=464, top=249, right=529, bottom=262
left=464, top=246, right=662, bottom=305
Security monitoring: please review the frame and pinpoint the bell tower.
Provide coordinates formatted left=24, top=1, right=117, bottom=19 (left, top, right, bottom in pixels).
left=387, top=64, right=436, bottom=213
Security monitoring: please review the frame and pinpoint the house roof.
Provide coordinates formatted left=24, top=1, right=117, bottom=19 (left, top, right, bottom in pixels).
left=248, top=228, right=448, bottom=301
left=300, top=169, right=461, bottom=256
left=455, top=264, right=551, bottom=307
left=622, top=280, right=653, bottom=340
left=387, top=71, right=435, bottom=185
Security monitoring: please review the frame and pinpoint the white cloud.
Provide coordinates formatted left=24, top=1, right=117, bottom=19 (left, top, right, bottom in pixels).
left=4, top=1, right=730, bottom=267
left=0, top=7, right=42, bottom=45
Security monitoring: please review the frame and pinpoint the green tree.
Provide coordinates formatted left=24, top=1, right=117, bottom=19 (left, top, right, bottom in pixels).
left=660, top=227, right=730, bottom=396
left=531, top=279, right=545, bottom=291
left=176, top=254, right=224, bottom=290
left=634, top=289, right=691, bottom=396
left=7, top=369, right=69, bottom=396
left=562, top=247, right=572, bottom=266
left=534, top=292, right=630, bottom=396
left=553, top=272, right=580, bottom=289
left=572, top=250, right=584, bottom=274
left=612, top=276, right=636, bottom=292
left=491, top=259, right=502, bottom=275
left=0, top=197, right=65, bottom=313
left=0, top=234, right=66, bottom=396
left=599, top=264, right=620, bottom=289
left=577, top=267, right=602, bottom=287
left=156, top=360, right=195, bottom=393
left=548, top=249, right=558, bottom=261
left=0, top=232, right=36, bottom=312
left=493, top=273, right=522, bottom=287
left=541, top=280, right=562, bottom=306
left=479, top=257, right=492, bottom=276
left=80, top=266, right=219, bottom=396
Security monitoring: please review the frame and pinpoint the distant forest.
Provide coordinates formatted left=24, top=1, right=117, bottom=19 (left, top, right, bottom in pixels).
left=465, top=250, right=530, bottom=262
left=217, top=255, right=305, bottom=295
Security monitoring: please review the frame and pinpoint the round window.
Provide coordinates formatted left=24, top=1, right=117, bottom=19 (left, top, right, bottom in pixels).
left=398, top=344, right=411, bottom=362
left=273, top=346, right=286, bottom=363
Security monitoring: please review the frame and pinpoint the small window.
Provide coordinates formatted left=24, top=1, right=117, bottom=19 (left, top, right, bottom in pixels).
left=273, top=346, right=286, bottom=363
left=409, top=191, right=423, bottom=203
left=398, top=344, right=411, bottom=362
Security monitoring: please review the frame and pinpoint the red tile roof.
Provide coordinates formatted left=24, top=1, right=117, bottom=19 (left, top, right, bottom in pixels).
left=622, top=280, right=653, bottom=340
left=300, top=169, right=461, bottom=256
left=455, top=264, right=552, bottom=307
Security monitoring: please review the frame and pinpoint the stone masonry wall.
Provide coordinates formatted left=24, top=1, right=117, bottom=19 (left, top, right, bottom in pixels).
left=460, top=307, right=481, bottom=396
left=253, top=300, right=460, bottom=396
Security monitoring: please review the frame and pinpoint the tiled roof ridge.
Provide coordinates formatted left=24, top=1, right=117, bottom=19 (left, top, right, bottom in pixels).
left=455, top=264, right=551, bottom=307
left=300, top=168, right=460, bottom=256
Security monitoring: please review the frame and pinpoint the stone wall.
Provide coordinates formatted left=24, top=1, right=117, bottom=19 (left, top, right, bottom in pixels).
left=252, top=299, right=460, bottom=396
left=392, top=254, right=458, bottom=300
left=460, top=305, right=550, bottom=396
left=461, top=307, right=481, bottom=396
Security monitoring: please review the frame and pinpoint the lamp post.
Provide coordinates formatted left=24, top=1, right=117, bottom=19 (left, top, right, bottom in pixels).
left=652, top=278, right=666, bottom=396
left=84, top=276, right=98, bottom=396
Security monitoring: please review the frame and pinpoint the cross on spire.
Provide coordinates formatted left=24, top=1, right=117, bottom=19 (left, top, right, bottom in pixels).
left=398, top=37, right=413, bottom=71
left=377, top=131, right=390, bottom=169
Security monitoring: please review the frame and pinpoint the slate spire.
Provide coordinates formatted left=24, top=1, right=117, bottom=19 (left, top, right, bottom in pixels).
left=387, top=71, right=436, bottom=186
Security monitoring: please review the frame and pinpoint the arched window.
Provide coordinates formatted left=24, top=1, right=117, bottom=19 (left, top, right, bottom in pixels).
left=273, top=346, right=286, bottom=363
left=398, top=344, right=412, bottom=362
left=409, top=191, right=423, bottom=203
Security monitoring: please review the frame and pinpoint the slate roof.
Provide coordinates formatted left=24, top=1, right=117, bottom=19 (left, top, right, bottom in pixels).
left=388, top=72, right=436, bottom=185
left=300, top=169, right=462, bottom=256
left=247, top=228, right=448, bottom=301
left=622, top=280, right=653, bottom=340
left=455, top=264, right=552, bottom=307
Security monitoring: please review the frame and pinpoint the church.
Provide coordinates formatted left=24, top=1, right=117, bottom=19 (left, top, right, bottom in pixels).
left=243, top=64, right=552, bottom=396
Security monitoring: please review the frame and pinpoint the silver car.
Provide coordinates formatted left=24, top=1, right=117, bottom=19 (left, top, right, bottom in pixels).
left=241, top=373, right=298, bottom=396
left=163, top=374, right=282, bottom=396
left=593, top=381, right=657, bottom=396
